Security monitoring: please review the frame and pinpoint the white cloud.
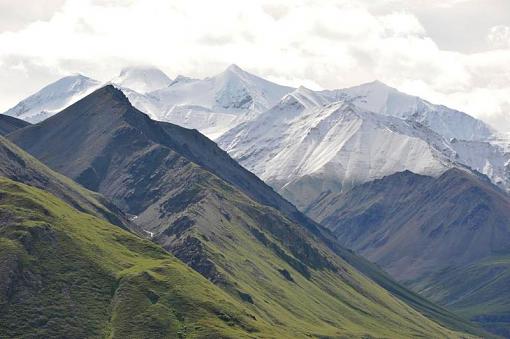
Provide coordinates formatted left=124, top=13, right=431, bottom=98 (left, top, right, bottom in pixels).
left=0, top=0, right=509, bottom=133
left=488, top=25, right=510, bottom=49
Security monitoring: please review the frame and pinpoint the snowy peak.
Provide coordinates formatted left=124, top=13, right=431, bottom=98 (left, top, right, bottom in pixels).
left=338, top=80, right=495, bottom=141
left=40, top=74, right=99, bottom=97
left=152, top=64, right=292, bottom=114
left=341, top=80, right=418, bottom=116
left=287, top=86, right=334, bottom=110
left=138, top=65, right=295, bottom=138
left=223, top=63, right=245, bottom=75
left=169, top=75, right=196, bottom=86
left=211, top=64, right=294, bottom=113
left=3, top=74, right=101, bottom=123
left=114, top=66, right=172, bottom=93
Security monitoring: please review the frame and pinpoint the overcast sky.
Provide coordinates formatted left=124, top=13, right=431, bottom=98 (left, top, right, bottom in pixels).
left=1, top=0, right=509, bottom=132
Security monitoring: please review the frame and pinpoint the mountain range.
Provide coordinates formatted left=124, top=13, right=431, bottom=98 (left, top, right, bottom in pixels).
left=5, top=65, right=508, bottom=207
left=218, top=82, right=510, bottom=209
left=4, top=86, right=486, bottom=337
left=3, top=65, right=292, bottom=139
left=2, top=65, right=510, bottom=337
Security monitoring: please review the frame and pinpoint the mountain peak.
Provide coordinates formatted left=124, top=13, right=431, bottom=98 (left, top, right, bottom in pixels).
left=169, top=74, right=195, bottom=86
left=2, top=74, right=101, bottom=123
left=48, top=84, right=133, bottom=120
left=214, top=64, right=250, bottom=81
left=359, top=79, right=396, bottom=92
left=94, top=84, right=130, bottom=103
left=67, top=73, right=92, bottom=80
left=50, top=73, right=99, bottom=87
left=225, top=63, right=244, bottom=73
left=114, top=65, right=172, bottom=93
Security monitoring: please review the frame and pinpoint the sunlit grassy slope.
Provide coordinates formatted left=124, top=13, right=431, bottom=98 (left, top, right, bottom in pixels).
left=0, top=177, right=285, bottom=338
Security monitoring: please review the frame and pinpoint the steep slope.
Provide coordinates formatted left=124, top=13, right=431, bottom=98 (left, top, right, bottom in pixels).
left=0, top=114, right=30, bottom=136
left=149, top=64, right=293, bottom=138
left=307, top=168, right=510, bottom=336
left=3, top=74, right=101, bottom=123
left=113, top=66, right=172, bottom=93
left=0, top=177, right=283, bottom=338
left=0, top=136, right=130, bottom=229
left=7, top=85, right=481, bottom=338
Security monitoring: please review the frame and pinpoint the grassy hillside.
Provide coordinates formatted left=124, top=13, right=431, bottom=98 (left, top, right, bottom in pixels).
left=412, top=255, right=510, bottom=338
left=0, top=177, right=286, bottom=338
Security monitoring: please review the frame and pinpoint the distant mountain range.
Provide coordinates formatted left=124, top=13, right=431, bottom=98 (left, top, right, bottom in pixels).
left=4, top=65, right=292, bottom=139
left=5, top=65, right=508, bottom=205
left=219, top=82, right=509, bottom=209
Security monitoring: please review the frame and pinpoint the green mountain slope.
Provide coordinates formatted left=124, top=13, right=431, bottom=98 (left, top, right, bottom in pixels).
left=0, top=177, right=294, bottom=338
left=307, top=168, right=510, bottom=336
left=7, top=85, right=483, bottom=337
left=414, top=255, right=510, bottom=338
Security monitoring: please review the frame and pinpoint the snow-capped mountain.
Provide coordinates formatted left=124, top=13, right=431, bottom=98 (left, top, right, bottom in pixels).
left=218, top=85, right=509, bottom=209
left=113, top=66, right=172, bottom=93
left=449, top=139, right=510, bottom=191
left=148, top=64, right=294, bottom=138
left=3, top=74, right=101, bottom=123
left=4, top=67, right=507, bottom=203
left=218, top=87, right=462, bottom=208
left=338, top=81, right=495, bottom=141
left=3, top=65, right=292, bottom=140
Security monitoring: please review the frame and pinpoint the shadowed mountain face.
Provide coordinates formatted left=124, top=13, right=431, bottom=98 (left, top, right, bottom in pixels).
left=307, top=168, right=510, bottom=336
left=6, top=85, right=483, bottom=338
left=0, top=114, right=30, bottom=136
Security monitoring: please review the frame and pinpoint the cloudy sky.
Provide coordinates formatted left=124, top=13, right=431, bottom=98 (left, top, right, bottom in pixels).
left=1, top=0, right=509, bottom=132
